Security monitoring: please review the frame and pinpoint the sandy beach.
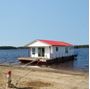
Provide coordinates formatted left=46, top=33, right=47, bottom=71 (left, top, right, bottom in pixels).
left=0, top=65, right=89, bottom=89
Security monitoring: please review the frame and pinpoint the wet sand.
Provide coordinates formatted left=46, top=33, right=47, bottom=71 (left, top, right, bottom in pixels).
left=0, top=65, right=89, bottom=89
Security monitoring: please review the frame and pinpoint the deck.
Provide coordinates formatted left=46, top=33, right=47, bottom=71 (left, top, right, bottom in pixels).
left=18, top=57, right=47, bottom=64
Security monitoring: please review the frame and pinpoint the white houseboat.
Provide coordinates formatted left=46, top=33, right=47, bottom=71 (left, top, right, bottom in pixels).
left=18, top=39, right=76, bottom=64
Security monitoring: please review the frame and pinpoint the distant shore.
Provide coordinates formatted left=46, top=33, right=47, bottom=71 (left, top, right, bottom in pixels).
left=0, top=65, right=88, bottom=89
left=0, top=45, right=89, bottom=50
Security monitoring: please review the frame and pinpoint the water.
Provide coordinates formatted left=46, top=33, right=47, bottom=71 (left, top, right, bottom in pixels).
left=74, top=48, right=89, bottom=70
left=0, top=49, right=30, bottom=64
left=0, top=48, right=89, bottom=71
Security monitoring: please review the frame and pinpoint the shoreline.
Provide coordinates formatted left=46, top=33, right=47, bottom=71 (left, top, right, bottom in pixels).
left=0, top=64, right=88, bottom=75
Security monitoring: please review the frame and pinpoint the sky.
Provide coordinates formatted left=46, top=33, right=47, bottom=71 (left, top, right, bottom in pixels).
left=0, top=0, right=89, bottom=46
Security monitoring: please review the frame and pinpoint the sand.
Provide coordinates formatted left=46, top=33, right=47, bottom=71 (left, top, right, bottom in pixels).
left=0, top=65, right=89, bottom=89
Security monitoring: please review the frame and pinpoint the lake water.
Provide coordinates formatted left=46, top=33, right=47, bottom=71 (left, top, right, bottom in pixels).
left=0, top=48, right=89, bottom=71
left=0, top=49, right=30, bottom=64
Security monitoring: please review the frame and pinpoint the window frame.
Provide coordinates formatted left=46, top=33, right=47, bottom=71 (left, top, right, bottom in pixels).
left=32, top=48, right=35, bottom=54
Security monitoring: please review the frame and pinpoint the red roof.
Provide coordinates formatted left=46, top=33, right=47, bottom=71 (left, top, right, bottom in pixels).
left=39, top=40, right=73, bottom=46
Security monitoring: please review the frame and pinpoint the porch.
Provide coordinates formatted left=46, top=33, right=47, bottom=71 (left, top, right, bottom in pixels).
left=18, top=57, right=47, bottom=64
left=31, top=47, right=50, bottom=59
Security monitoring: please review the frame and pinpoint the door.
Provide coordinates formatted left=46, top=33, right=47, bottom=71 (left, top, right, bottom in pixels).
left=38, top=47, right=45, bottom=57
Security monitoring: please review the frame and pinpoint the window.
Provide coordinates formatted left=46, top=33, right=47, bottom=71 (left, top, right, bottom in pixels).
left=32, top=48, right=35, bottom=54
left=56, top=47, right=58, bottom=52
left=65, top=47, right=68, bottom=53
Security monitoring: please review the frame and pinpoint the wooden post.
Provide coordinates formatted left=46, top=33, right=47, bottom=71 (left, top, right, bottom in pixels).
left=5, top=71, right=12, bottom=88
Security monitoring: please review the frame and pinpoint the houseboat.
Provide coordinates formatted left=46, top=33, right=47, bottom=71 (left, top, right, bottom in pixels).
left=18, top=39, right=76, bottom=64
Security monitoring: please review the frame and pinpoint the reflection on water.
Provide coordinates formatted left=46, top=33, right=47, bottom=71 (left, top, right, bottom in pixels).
left=0, top=48, right=89, bottom=71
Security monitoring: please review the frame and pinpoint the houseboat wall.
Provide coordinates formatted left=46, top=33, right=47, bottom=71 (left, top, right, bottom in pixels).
left=30, top=46, right=74, bottom=59
left=50, top=46, right=74, bottom=59
left=30, top=47, right=51, bottom=59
